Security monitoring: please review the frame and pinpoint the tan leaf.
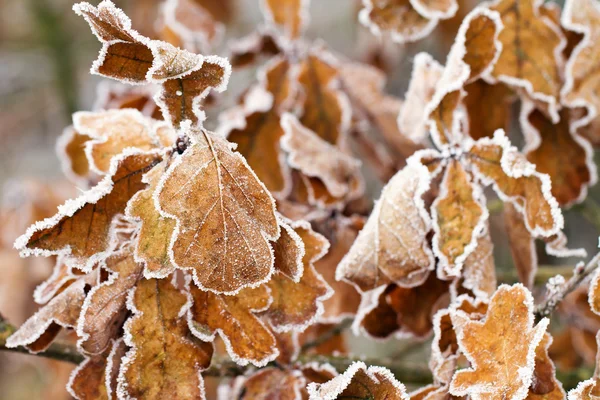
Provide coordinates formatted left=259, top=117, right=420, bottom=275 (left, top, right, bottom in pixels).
left=464, top=80, right=513, bottom=140
left=489, top=0, right=565, bottom=121
left=526, top=334, right=566, bottom=400
left=33, top=256, right=77, bottom=305
left=125, top=160, right=176, bottom=279
left=336, top=159, right=435, bottom=291
left=449, top=284, right=549, bottom=400
left=272, top=217, right=304, bottom=281
left=504, top=201, right=537, bottom=288
left=15, top=150, right=162, bottom=271
left=155, top=126, right=280, bottom=294
left=297, top=49, right=350, bottom=145
left=299, top=323, right=349, bottom=356
left=460, top=224, right=497, bottom=298
left=239, top=368, right=306, bottom=400
left=359, top=0, right=439, bottom=44
left=262, top=219, right=332, bottom=332
left=261, top=0, right=308, bottom=41
left=93, top=81, right=161, bottom=119
left=307, top=361, right=409, bottom=400
left=466, top=131, right=563, bottom=237
left=56, top=126, right=95, bottom=187
left=73, top=109, right=174, bottom=174
left=187, top=283, right=277, bottom=366
left=521, top=102, right=596, bottom=206
left=119, top=277, right=213, bottom=399
left=229, top=29, right=282, bottom=68
left=281, top=113, right=363, bottom=202
left=567, top=332, right=600, bottom=399
left=77, top=248, right=142, bottom=355
left=432, top=159, right=487, bottom=277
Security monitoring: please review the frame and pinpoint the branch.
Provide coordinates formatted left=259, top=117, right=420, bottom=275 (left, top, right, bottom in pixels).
left=535, top=251, right=600, bottom=318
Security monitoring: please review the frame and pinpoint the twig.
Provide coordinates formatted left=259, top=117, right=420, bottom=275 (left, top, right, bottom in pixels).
left=535, top=251, right=600, bottom=318
left=300, top=318, right=352, bottom=353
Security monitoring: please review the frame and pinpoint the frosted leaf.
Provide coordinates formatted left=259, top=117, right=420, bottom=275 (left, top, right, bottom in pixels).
left=449, top=284, right=549, bottom=400
left=6, top=274, right=95, bottom=353
left=359, top=0, right=439, bottom=44
left=119, top=277, right=213, bottom=399
left=74, top=109, right=171, bottom=174
left=487, top=0, right=566, bottom=123
left=236, top=368, right=306, bottom=399
left=155, top=125, right=280, bottom=294
left=187, top=281, right=278, bottom=367
left=527, top=334, right=566, bottom=399
left=425, top=7, right=503, bottom=147
left=463, top=80, right=513, bottom=141
left=228, top=28, right=282, bottom=68
left=460, top=224, right=497, bottom=299
left=307, top=361, right=409, bottom=400
left=336, top=158, right=435, bottom=292
left=33, top=256, right=77, bottom=304
left=260, top=0, right=309, bottom=42
left=281, top=113, right=364, bottom=201
left=92, top=81, right=161, bottom=118
left=272, top=215, right=305, bottom=281
left=432, top=159, right=488, bottom=278
left=399, top=52, right=444, bottom=144
left=55, top=126, right=97, bottom=187
left=466, top=130, right=564, bottom=238
left=14, top=149, right=163, bottom=272
left=566, top=331, right=600, bottom=399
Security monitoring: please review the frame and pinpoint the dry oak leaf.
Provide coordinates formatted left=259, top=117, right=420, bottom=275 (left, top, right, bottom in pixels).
left=261, top=0, right=308, bottom=42
left=14, top=149, right=162, bottom=271
left=313, top=215, right=363, bottom=323
left=425, top=6, right=502, bottom=146
left=359, top=0, right=439, bottom=44
left=488, top=0, right=565, bottom=122
left=33, top=256, right=77, bottom=305
left=93, top=81, right=162, bottom=120
left=119, top=277, right=214, bottom=400
left=297, top=49, right=351, bottom=145
left=67, top=338, right=126, bottom=400
left=399, top=52, right=444, bottom=144
left=568, top=332, right=600, bottom=399
left=262, top=219, right=333, bottom=332
left=458, top=223, right=497, bottom=298
left=74, top=0, right=231, bottom=128
left=6, top=275, right=95, bottom=353
left=77, top=247, right=143, bottom=355
left=271, top=216, right=304, bottom=281
left=187, top=281, right=277, bottom=366
left=561, top=0, right=600, bottom=131
left=155, top=124, right=280, bottom=294
left=224, top=56, right=297, bottom=195
left=307, top=361, right=409, bottom=400
left=228, top=29, right=282, bottom=69
left=336, top=159, right=435, bottom=292
left=356, top=272, right=450, bottom=340
left=463, top=80, right=513, bottom=140
left=281, top=113, right=364, bottom=202
left=56, top=126, right=96, bottom=187
left=125, top=160, right=176, bottom=279
left=449, top=284, right=549, bottom=400
left=410, top=384, right=464, bottom=400
left=589, top=268, right=600, bottom=317
left=73, top=109, right=175, bottom=174
left=160, top=0, right=224, bottom=54
left=521, top=101, right=596, bottom=207
left=504, top=202, right=537, bottom=289
left=527, top=333, right=566, bottom=400
left=236, top=368, right=307, bottom=400
left=466, top=131, right=563, bottom=238
left=432, top=159, right=488, bottom=278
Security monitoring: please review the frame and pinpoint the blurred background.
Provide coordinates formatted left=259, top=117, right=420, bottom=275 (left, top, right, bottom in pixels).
left=1, top=0, right=597, bottom=398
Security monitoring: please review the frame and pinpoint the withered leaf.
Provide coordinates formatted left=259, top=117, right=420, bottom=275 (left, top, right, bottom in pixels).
left=262, top=219, right=332, bottom=332
left=187, top=282, right=277, bottom=366
left=337, top=160, right=434, bottom=292
left=33, top=256, right=77, bottom=305
left=15, top=150, right=162, bottom=271
left=449, top=284, right=549, bottom=400
left=466, top=131, right=563, bottom=238
left=238, top=368, right=306, bottom=400
left=156, top=126, right=280, bottom=294
left=307, top=361, right=409, bottom=400
left=521, top=103, right=595, bottom=206
left=464, top=80, right=513, bottom=140
left=567, top=332, right=600, bottom=399
left=459, top=224, right=497, bottom=298
left=281, top=113, right=363, bottom=202
left=272, top=217, right=304, bottom=281
left=433, top=159, right=487, bottom=278
left=261, top=0, right=308, bottom=41
left=120, top=277, right=213, bottom=399
left=297, top=49, right=350, bottom=145
left=56, top=126, right=95, bottom=187
left=489, top=0, right=564, bottom=121
left=527, top=334, right=565, bottom=400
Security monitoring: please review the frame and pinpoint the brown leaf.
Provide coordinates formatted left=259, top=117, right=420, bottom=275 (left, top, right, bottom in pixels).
left=459, top=224, right=497, bottom=298
left=307, top=361, right=409, bottom=399
left=449, top=284, right=549, bottom=399
left=466, top=131, right=563, bottom=237
left=125, top=160, right=176, bottom=279
left=262, top=0, right=308, bottom=41
left=504, top=202, right=537, bottom=289
left=281, top=113, right=363, bottom=203
left=187, top=283, right=277, bottom=366
left=262, top=219, right=332, bottom=331
left=33, top=256, right=77, bottom=305
left=433, top=160, right=487, bottom=278
left=272, top=217, right=304, bottom=281
left=156, top=127, right=280, bottom=294
left=73, top=109, right=174, bottom=174
left=521, top=104, right=595, bottom=206
left=56, top=126, right=95, bottom=187
left=337, top=161, right=435, bottom=291
left=526, top=334, right=565, bottom=399
left=77, top=248, right=142, bottom=355
left=297, top=49, right=350, bottom=145
left=489, top=0, right=564, bottom=121
left=464, top=80, right=513, bottom=140
left=93, top=81, right=161, bottom=119
left=119, top=277, right=213, bottom=399
left=229, top=29, right=282, bottom=68
left=567, top=332, right=600, bottom=399
left=15, top=150, right=162, bottom=271
left=239, top=368, right=306, bottom=400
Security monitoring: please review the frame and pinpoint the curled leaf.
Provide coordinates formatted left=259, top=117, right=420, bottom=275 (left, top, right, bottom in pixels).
left=261, top=0, right=308, bottom=41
